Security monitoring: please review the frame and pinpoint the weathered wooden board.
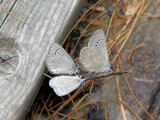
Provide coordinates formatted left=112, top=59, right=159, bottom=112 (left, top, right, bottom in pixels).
left=0, top=0, right=84, bottom=119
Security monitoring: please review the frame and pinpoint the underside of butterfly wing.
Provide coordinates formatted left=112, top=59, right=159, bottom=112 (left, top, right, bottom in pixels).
left=49, top=76, right=82, bottom=96
left=80, top=47, right=107, bottom=72
left=46, top=43, right=77, bottom=74
left=88, top=29, right=109, bottom=65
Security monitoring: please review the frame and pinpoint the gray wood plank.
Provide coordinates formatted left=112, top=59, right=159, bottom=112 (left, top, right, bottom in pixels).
left=0, top=0, right=84, bottom=119
left=0, top=0, right=16, bottom=24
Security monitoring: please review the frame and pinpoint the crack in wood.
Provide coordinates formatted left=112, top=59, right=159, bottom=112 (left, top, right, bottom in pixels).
left=0, top=0, right=17, bottom=28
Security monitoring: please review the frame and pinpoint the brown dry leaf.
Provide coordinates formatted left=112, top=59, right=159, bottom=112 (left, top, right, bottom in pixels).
left=125, top=0, right=138, bottom=16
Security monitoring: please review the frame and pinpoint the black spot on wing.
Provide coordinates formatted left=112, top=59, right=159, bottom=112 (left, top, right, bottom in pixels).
left=93, top=38, right=105, bottom=49
left=54, top=48, right=61, bottom=54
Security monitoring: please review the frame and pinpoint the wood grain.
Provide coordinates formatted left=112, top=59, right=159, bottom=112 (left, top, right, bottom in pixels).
left=0, top=0, right=84, bottom=119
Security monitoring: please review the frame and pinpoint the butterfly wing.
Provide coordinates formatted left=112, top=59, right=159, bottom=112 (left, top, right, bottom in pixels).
left=79, top=47, right=106, bottom=72
left=49, top=76, right=82, bottom=96
left=46, top=43, right=77, bottom=74
left=88, top=29, right=109, bottom=65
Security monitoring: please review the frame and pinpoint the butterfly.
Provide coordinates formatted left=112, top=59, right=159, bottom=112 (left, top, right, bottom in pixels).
left=49, top=75, right=83, bottom=96
left=80, top=29, right=111, bottom=72
left=46, top=43, right=83, bottom=96
left=46, top=43, right=78, bottom=75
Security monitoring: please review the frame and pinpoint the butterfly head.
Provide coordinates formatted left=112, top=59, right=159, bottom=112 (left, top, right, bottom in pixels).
left=101, top=63, right=112, bottom=72
left=68, top=64, right=79, bottom=75
left=80, top=79, right=85, bottom=85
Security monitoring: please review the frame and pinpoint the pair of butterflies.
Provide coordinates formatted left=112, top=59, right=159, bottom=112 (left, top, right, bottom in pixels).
left=46, top=29, right=110, bottom=96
